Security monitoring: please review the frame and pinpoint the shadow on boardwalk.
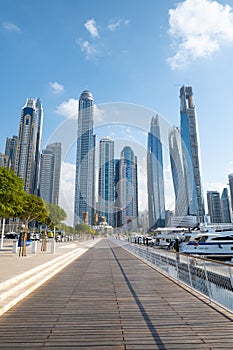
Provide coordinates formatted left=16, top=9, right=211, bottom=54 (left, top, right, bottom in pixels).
left=0, top=238, right=233, bottom=349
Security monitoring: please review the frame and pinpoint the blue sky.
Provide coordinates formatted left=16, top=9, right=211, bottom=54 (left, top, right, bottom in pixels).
left=1, top=0, right=233, bottom=224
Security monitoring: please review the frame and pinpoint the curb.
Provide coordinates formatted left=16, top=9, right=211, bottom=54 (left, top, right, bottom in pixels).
left=0, top=247, right=87, bottom=316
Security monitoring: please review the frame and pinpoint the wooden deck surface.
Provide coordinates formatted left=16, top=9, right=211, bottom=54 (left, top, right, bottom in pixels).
left=0, top=238, right=233, bottom=349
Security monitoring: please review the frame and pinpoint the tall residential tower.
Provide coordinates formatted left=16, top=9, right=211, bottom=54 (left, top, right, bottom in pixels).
left=40, top=142, right=62, bottom=205
left=98, top=137, right=115, bottom=226
left=221, top=188, right=231, bottom=223
left=118, top=146, right=138, bottom=228
left=74, top=90, right=96, bottom=226
left=180, top=86, right=205, bottom=222
left=169, top=127, right=189, bottom=217
left=207, top=191, right=223, bottom=223
left=147, top=115, right=165, bottom=229
left=14, top=98, right=44, bottom=194
left=5, top=135, right=18, bottom=171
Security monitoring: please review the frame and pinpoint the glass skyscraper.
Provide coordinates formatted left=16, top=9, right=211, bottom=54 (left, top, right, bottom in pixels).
left=118, top=146, right=138, bottom=228
left=169, top=127, right=189, bottom=217
left=98, top=137, right=115, bottom=226
left=221, top=188, right=231, bottom=223
left=40, top=142, right=62, bottom=205
left=207, top=191, right=223, bottom=223
left=228, top=174, right=233, bottom=213
left=74, top=90, right=96, bottom=226
left=180, top=86, right=205, bottom=222
left=147, top=115, right=165, bottom=229
left=14, top=98, right=43, bottom=194
left=5, top=135, right=18, bottom=171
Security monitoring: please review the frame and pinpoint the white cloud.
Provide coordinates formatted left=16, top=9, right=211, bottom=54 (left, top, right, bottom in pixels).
left=59, top=161, right=76, bottom=226
left=56, top=99, right=105, bottom=122
left=94, top=105, right=105, bottom=122
left=77, top=38, right=98, bottom=60
left=167, top=0, right=233, bottom=69
left=56, top=98, right=78, bottom=119
left=2, top=21, right=21, bottom=33
left=84, top=18, right=99, bottom=38
left=107, top=18, right=130, bottom=31
left=49, top=81, right=64, bottom=95
left=203, top=181, right=226, bottom=194
left=227, top=161, right=233, bottom=174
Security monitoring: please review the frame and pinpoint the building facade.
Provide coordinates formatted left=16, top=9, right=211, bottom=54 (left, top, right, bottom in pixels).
left=14, top=98, right=44, bottom=194
left=74, top=90, right=96, bottom=226
left=5, top=135, right=18, bottom=171
left=180, top=86, right=205, bottom=222
left=221, top=187, right=231, bottom=223
left=98, top=137, right=115, bottom=227
left=147, top=115, right=165, bottom=229
left=39, top=142, right=61, bottom=205
left=0, top=152, right=10, bottom=168
left=169, top=127, right=189, bottom=217
left=118, top=146, right=138, bottom=229
left=228, top=174, right=233, bottom=213
left=207, top=191, right=223, bottom=223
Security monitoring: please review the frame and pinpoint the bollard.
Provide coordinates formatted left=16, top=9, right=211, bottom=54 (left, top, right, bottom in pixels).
left=50, top=239, right=56, bottom=254
left=31, top=240, right=37, bottom=254
left=12, top=240, right=18, bottom=254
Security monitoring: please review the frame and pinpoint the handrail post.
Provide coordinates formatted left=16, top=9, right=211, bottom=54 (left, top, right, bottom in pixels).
left=187, top=256, right=193, bottom=290
left=203, top=260, right=212, bottom=302
left=228, top=266, right=233, bottom=290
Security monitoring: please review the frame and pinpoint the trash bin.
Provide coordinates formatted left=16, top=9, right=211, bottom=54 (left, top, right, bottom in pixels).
left=31, top=240, right=37, bottom=254
left=50, top=239, right=56, bottom=254
left=12, top=240, right=18, bottom=254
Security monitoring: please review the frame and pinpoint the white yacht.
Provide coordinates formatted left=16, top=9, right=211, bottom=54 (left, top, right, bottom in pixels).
left=180, top=225, right=233, bottom=257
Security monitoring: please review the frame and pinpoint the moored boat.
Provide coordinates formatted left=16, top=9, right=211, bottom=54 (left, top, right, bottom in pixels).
left=180, top=225, right=233, bottom=258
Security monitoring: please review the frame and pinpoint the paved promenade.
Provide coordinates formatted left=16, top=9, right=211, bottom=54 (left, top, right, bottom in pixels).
left=0, top=238, right=96, bottom=282
left=0, top=238, right=233, bottom=349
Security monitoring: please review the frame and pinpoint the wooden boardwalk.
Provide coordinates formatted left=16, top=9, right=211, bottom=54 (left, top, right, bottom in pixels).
left=0, top=239, right=233, bottom=349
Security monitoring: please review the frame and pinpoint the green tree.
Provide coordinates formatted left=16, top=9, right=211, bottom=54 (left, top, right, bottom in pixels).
left=19, top=194, right=48, bottom=227
left=45, top=203, right=67, bottom=228
left=75, top=224, right=97, bottom=235
left=0, top=167, right=25, bottom=218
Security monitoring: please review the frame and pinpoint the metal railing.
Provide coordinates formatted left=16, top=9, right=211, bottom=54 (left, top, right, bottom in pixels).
left=111, top=238, right=233, bottom=313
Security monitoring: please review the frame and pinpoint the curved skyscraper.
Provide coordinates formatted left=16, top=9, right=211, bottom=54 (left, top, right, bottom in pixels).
left=147, top=115, right=165, bottom=229
left=180, top=86, right=205, bottom=222
left=74, top=90, right=96, bottom=226
left=169, top=127, right=189, bottom=217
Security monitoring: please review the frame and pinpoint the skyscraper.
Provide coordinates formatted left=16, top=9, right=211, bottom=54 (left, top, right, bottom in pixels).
left=0, top=152, right=10, bottom=168
left=5, top=135, right=18, bottom=171
left=169, top=127, right=189, bottom=217
left=228, top=174, right=233, bottom=212
left=14, top=98, right=44, bottom=194
left=98, top=137, right=115, bottom=226
left=39, top=150, right=54, bottom=204
left=147, top=115, right=165, bottom=229
left=221, top=188, right=231, bottom=223
left=40, top=142, right=62, bottom=205
left=207, top=191, right=223, bottom=223
left=114, top=159, right=121, bottom=228
left=118, top=146, right=138, bottom=228
left=74, top=90, right=96, bottom=226
left=34, top=98, right=44, bottom=196
left=180, top=86, right=205, bottom=222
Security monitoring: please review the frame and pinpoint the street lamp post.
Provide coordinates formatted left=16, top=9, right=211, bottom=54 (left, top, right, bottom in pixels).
left=0, top=218, right=5, bottom=249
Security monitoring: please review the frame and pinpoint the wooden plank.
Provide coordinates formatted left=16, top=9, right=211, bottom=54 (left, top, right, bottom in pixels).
left=0, top=238, right=232, bottom=349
